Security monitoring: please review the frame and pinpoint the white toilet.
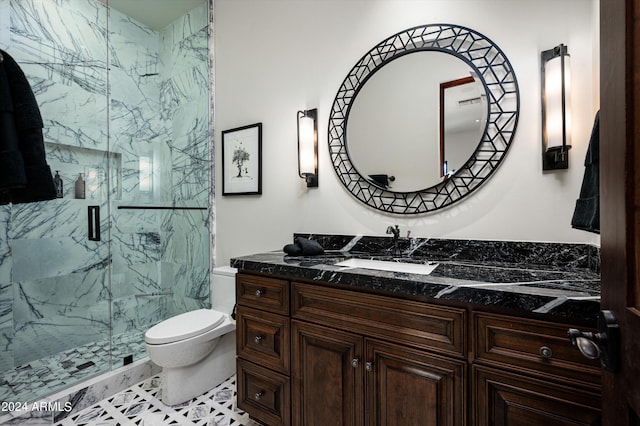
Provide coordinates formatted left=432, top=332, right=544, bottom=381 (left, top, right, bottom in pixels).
left=145, top=266, right=237, bottom=406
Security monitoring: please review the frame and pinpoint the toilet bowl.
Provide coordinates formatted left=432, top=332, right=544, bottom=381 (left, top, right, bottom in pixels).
left=144, top=266, right=237, bottom=406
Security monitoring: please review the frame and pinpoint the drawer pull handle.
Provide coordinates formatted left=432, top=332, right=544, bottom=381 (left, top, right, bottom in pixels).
left=351, top=358, right=359, bottom=368
left=365, top=362, right=373, bottom=372
left=254, top=391, right=263, bottom=401
left=255, top=289, right=264, bottom=298
left=539, top=346, right=553, bottom=358
left=254, top=335, right=263, bottom=344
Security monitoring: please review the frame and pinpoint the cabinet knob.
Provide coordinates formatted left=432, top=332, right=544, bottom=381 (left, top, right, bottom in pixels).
left=539, top=346, right=553, bottom=359
left=254, top=391, right=263, bottom=401
left=254, top=335, right=263, bottom=344
left=365, top=362, right=373, bottom=372
left=255, top=289, right=264, bottom=298
left=351, top=358, right=360, bottom=368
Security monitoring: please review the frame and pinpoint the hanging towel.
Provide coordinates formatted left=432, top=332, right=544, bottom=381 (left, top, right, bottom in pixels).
left=571, top=111, right=600, bottom=234
left=0, top=49, right=56, bottom=204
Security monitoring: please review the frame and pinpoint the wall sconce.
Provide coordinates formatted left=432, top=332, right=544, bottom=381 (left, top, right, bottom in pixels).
left=541, top=43, right=572, bottom=170
left=297, top=108, right=318, bottom=187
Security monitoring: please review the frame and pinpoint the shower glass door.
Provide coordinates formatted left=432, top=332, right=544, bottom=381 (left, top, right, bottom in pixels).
left=0, top=0, right=211, bottom=404
left=106, top=0, right=211, bottom=368
left=0, top=0, right=112, bottom=403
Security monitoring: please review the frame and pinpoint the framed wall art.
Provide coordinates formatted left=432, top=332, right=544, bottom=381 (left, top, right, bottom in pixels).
left=222, top=123, right=262, bottom=195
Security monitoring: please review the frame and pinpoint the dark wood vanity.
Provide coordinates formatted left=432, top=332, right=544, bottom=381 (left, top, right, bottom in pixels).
left=232, top=239, right=601, bottom=426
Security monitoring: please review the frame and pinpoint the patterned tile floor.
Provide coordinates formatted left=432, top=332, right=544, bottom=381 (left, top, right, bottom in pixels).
left=53, top=374, right=261, bottom=426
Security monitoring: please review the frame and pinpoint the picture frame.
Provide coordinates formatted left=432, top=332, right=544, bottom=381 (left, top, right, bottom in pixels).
left=222, top=123, right=262, bottom=195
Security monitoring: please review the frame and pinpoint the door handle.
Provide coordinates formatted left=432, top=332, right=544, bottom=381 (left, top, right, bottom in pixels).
left=568, top=310, right=619, bottom=372
left=88, top=205, right=101, bottom=241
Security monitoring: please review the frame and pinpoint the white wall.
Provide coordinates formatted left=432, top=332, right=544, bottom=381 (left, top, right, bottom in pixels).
left=214, top=0, right=600, bottom=266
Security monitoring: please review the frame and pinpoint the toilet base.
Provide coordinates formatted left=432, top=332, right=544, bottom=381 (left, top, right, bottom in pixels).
left=160, top=331, right=236, bottom=406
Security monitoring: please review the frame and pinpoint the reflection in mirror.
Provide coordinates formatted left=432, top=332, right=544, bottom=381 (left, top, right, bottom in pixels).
left=329, top=24, right=519, bottom=214
left=439, top=75, right=486, bottom=177
left=347, top=52, right=484, bottom=192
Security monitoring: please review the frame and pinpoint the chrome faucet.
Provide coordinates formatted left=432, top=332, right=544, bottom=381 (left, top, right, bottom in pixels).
left=386, top=225, right=401, bottom=256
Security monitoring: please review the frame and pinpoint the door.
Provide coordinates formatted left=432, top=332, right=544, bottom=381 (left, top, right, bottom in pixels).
left=292, top=320, right=364, bottom=426
left=365, top=338, right=466, bottom=426
left=105, top=0, right=212, bottom=368
left=599, top=0, right=640, bottom=424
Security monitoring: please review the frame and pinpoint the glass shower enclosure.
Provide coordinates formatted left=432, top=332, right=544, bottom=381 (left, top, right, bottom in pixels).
left=0, top=0, right=211, bottom=403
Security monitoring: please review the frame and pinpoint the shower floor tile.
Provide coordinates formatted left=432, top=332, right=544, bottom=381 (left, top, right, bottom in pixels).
left=0, top=331, right=146, bottom=403
left=53, top=374, right=261, bottom=426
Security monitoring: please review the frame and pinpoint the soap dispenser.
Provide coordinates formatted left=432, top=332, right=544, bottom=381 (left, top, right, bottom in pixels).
left=74, top=173, right=85, bottom=199
left=54, top=171, right=63, bottom=198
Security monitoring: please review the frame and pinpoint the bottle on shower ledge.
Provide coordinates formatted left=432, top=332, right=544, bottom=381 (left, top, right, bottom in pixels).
left=54, top=171, right=63, bottom=198
left=75, top=173, right=85, bottom=199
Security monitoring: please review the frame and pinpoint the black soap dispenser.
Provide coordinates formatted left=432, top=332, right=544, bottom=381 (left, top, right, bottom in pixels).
left=54, top=171, right=63, bottom=198
left=74, top=173, right=85, bottom=199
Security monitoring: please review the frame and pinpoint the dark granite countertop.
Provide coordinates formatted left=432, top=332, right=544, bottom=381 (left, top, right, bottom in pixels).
left=230, top=234, right=601, bottom=326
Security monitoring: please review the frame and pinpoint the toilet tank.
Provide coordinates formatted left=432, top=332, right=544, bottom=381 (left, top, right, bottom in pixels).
left=211, top=266, right=237, bottom=315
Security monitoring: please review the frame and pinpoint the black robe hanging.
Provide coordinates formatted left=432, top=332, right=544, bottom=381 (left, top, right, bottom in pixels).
left=571, top=111, right=600, bottom=234
left=0, top=49, right=56, bottom=204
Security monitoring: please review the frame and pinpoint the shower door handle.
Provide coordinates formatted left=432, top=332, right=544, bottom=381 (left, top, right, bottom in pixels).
left=88, top=206, right=101, bottom=241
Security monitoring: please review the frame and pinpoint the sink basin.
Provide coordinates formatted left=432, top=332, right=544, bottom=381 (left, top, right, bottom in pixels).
left=335, top=258, right=439, bottom=275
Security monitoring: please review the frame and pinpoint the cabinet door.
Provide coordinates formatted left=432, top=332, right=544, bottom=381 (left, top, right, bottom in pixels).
left=292, top=320, right=364, bottom=426
left=473, top=365, right=601, bottom=426
left=365, top=339, right=466, bottom=426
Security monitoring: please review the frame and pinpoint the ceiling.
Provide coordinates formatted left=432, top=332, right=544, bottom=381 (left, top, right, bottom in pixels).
left=98, top=0, right=206, bottom=31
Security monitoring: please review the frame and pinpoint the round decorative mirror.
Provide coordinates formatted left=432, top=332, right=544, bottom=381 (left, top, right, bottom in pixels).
left=328, top=24, right=519, bottom=214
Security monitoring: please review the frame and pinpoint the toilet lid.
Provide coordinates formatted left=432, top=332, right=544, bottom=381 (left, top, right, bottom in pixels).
left=145, top=309, right=225, bottom=345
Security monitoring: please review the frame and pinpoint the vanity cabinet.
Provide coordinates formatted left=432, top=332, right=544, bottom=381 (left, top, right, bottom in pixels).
left=235, top=272, right=602, bottom=426
left=291, top=283, right=467, bottom=426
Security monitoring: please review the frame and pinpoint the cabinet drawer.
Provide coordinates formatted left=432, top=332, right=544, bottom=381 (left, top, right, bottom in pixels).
left=237, top=358, right=290, bottom=426
left=237, top=305, right=290, bottom=374
left=473, top=312, right=601, bottom=387
left=237, top=273, right=289, bottom=315
left=472, top=365, right=601, bottom=426
left=292, top=282, right=466, bottom=357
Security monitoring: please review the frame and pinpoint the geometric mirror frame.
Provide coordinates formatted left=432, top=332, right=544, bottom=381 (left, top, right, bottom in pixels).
left=328, top=23, right=520, bottom=214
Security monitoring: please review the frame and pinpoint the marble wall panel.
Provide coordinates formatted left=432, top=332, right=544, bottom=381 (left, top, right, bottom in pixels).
left=161, top=208, right=209, bottom=265
left=162, top=263, right=209, bottom=302
left=0, top=205, right=10, bottom=284
left=111, top=295, right=163, bottom=336
left=12, top=270, right=109, bottom=322
left=10, top=0, right=109, bottom=151
left=0, top=0, right=8, bottom=48
left=9, top=200, right=105, bottom=241
left=111, top=263, right=161, bottom=300
left=13, top=302, right=110, bottom=365
left=11, top=236, right=108, bottom=283
left=0, top=283, right=13, bottom=372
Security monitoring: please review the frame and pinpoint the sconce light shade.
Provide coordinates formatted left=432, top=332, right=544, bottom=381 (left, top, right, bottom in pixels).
left=297, top=108, right=318, bottom=187
left=541, top=44, right=572, bottom=170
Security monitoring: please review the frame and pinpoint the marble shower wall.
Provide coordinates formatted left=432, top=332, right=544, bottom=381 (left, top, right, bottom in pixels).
left=0, top=0, right=211, bottom=379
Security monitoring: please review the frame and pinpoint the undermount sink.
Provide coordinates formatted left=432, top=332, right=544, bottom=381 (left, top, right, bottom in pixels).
left=335, top=258, right=439, bottom=275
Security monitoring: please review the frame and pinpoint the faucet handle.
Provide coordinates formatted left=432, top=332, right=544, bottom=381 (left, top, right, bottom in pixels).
left=386, top=224, right=400, bottom=236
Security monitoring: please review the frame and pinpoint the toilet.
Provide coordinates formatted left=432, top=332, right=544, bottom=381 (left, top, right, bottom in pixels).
left=145, top=266, right=237, bottom=406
